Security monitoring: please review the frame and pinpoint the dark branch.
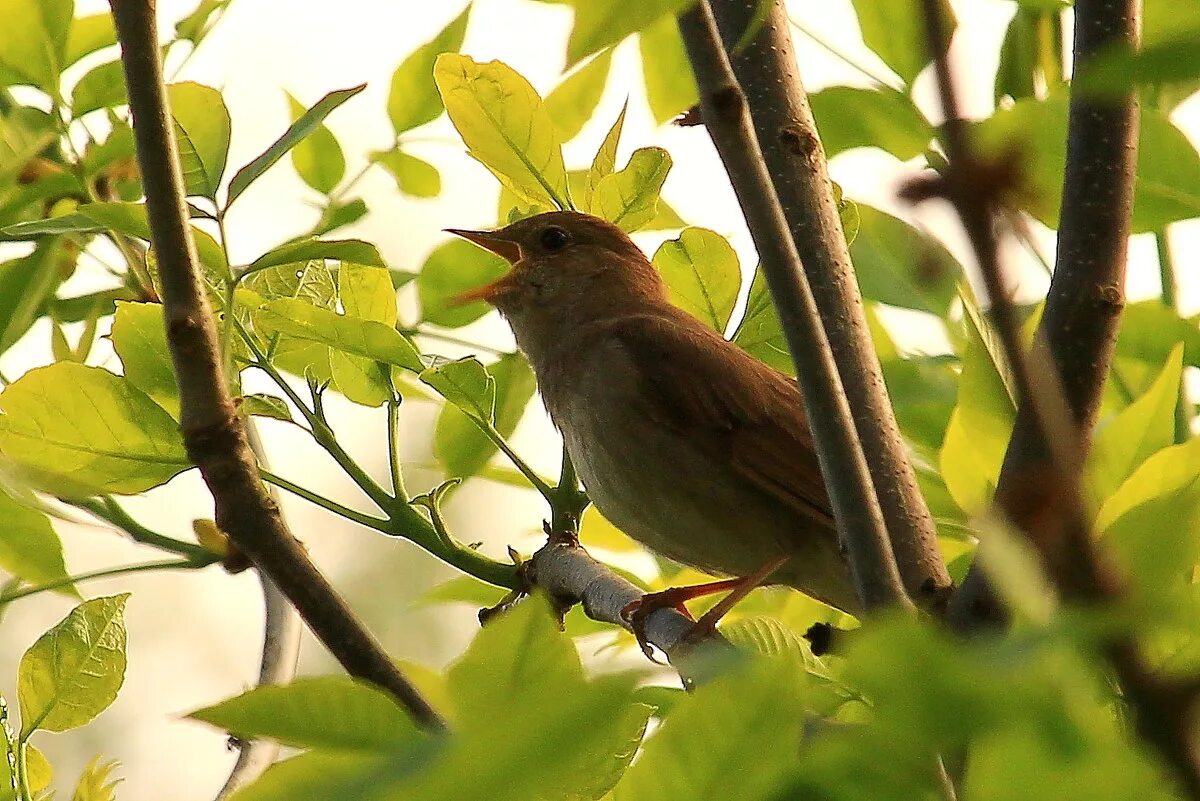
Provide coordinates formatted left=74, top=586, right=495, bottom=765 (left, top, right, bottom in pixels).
left=678, top=1, right=911, bottom=611
left=108, top=0, right=444, bottom=730
left=709, top=0, right=950, bottom=608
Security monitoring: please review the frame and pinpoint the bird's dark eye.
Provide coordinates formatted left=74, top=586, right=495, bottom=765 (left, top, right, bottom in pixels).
left=539, top=225, right=570, bottom=252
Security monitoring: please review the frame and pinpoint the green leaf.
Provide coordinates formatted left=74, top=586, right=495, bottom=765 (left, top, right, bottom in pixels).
left=314, top=197, right=369, bottom=236
left=972, top=93, right=1200, bottom=233
left=639, top=14, right=698, bottom=124
left=0, top=489, right=72, bottom=592
left=188, top=677, right=423, bottom=751
left=372, top=149, right=442, bottom=198
left=18, top=594, right=129, bottom=735
left=583, top=104, right=626, bottom=211
left=65, top=14, right=117, bottom=66
left=243, top=260, right=336, bottom=308
left=226, top=84, right=366, bottom=207
left=563, top=0, right=695, bottom=67
left=221, top=751, right=389, bottom=801
left=1076, top=27, right=1200, bottom=100
left=416, top=239, right=508, bottom=328
left=71, top=60, right=127, bottom=117
left=809, top=87, right=932, bottom=160
left=70, top=756, right=121, bottom=801
left=849, top=204, right=961, bottom=315
left=612, top=658, right=802, bottom=801
left=651, top=227, right=740, bottom=332
left=244, top=237, right=384, bottom=275
left=592, top=146, right=672, bottom=232
left=435, top=353, right=535, bottom=478
left=434, top=54, right=570, bottom=209
left=420, top=356, right=495, bottom=420
left=111, top=301, right=180, bottom=419
left=994, top=9, right=1039, bottom=104
left=387, top=5, right=471, bottom=135
left=330, top=263, right=398, bottom=407
left=0, top=743, right=51, bottom=795
left=239, top=393, right=293, bottom=423
left=174, top=0, right=230, bottom=43
left=168, top=82, right=232, bottom=200
left=1142, top=0, right=1200, bottom=109
left=0, top=243, right=65, bottom=354
left=850, top=0, right=954, bottom=85
left=732, top=268, right=793, bottom=375
left=287, top=93, right=345, bottom=195
left=0, top=363, right=189, bottom=497
left=1096, top=437, right=1200, bottom=534
left=1116, top=301, right=1200, bottom=370
left=254, top=298, right=423, bottom=372
left=545, top=49, right=613, bottom=142
left=0, top=0, right=72, bottom=93
left=1084, top=344, right=1183, bottom=510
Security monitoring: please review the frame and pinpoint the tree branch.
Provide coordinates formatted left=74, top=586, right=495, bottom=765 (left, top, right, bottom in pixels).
left=678, top=1, right=911, bottom=611
left=906, top=0, right=1200, bottom=793
left=709, top=0, right=950, bottom=608
left=108, top=0, right=444, bottom=730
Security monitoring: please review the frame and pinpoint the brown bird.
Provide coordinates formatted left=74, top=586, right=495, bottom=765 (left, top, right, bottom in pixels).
left=448, top=211, right=858, bottom=634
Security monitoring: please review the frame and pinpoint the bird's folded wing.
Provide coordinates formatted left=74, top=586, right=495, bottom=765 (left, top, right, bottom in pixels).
left=608, top=312, right=835, bottom=528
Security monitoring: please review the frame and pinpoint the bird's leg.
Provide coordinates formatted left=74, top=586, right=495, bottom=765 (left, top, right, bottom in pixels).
left=621, top=579, right=742, bottom=658
left=686, top=554, right=791, bottom=641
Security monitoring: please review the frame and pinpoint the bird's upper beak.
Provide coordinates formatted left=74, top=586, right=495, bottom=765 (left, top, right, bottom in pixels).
left=444, top=228, right=522, bottom=305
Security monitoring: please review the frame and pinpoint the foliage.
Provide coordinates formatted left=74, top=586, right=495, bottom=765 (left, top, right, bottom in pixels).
left=0, top=0, right=1195, bottom=799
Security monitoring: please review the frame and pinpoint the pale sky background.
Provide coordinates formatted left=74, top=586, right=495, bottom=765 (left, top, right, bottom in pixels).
left=0, top=0, right=1197, bottom=798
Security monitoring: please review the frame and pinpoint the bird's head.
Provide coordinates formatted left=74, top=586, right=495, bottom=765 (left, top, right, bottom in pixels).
left=446, top=211, right=665, bottom=353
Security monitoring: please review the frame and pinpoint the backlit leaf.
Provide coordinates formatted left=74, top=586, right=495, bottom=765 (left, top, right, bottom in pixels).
left=592, top=146, right=671, bottom=232
left=545, top=49, right=613, bottom=142
left=388, top=5, right=471, bottom=135
left=435, top=353, right=535, bottom=478
left=168, top=82, right=232, bottom=200
left=417, top=239, right=508, bottom=328
left=652, top=227, right=740, bottom=332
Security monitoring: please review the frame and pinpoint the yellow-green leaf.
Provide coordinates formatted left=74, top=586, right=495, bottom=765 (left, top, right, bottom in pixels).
left=582, top=103, right=626, bottom=211
left=111, top=301, right=180, bottom=419
left=435, top=353, right=535, bottom=478
left=254, top=298, right=423, bottom=373
left=0, top=489, right=73, bottom=593
left=388, top=5, right=471, bottom=135
left=563, top=0, right=695, bottom=67
left=652, top=227, right=740, bottom=333
left=417, top=239, right=508, bottom=329
left=545, top=49, right=613, bottom=142
left=168, top=82, right=232, bottom=200
left=638, top=14, right=697, bottom=124
left=434, top=54, right=570, bottom=209
left=287, top=92, right=345, bottom=195
left=592, top=146, right=671, bottom=232
left=420, top=356, right=495, bottom=420
left=372, top=149, right=442, bottom=198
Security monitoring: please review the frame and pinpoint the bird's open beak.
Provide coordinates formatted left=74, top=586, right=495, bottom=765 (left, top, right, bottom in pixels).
left=444, top=228, right=522, bottom=305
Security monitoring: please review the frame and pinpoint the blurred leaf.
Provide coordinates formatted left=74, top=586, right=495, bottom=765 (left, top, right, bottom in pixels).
left=18, top=594, right=129, bottom=735
left=70, top=756, right=121, bottom=801
left=546, top=49, right=613, bottom=142
left=1076, top=27, right=1200, bottom=100
left=1142, top=0, right=1200, bottom=109
left=420, top=356, right=495, bottom=419
left=435, top=353, right=535, bottom=478
left=1096, top=437, right=1200, bottom=534
left=372, top=149, right=442, bottom=198
left=435, top=54, right=570, bottom=209
left=613, top=658, right=802, bottom=801
left=111, top=301, right=179, bottom=419
left=287, top=92, right=345, bottom=195
left=562, top=0, right=695, bottom=67
left=1115, top=301, right=1200, bottom=369
left=973, top=93, right=1200, bottom=233
left=652, top=227, right=740, bottom=332
left=168, top=82, right=232, bottom=200
left=65, top=14, right=117, bottom=65
left=417, top=239, right=508, bottom=328
left=0, top=489, right=72, bottom=592
left=592, top=146, right=672, bottom=232
left=583, top=104, right=626, bottom=211
left=850, top=204, right=961, bottom=315
left=221, top=751, right=388, bottom=801
left=174, top=0, right=231, bottom=43
left=809, top=87, right=932, bottom=160
left=254, top=298, right=423, bottom=372
left=245, top=238, right=384, bottom=274
left=1084, top=344, right=1183, bottom=510
left=994, top=9, right=1040, bottom=104
left=732, top=268, right=793, bottom=375
left=71, top=60, right=127, bottom=117
left=388, top=5, right=471, bottom=135
left=239, top=393, right=292, bottom=423
left=189, top=677, right=423, bottom=751
left=314, top=197, right=369, bottom=236
left=0, top=0, right=72, bottom=92
left=227, top=84, right=366, bottom=207
left=0, top=243, right=64, bottom=354
left=0, top=743, right=51, bottom=796
left=0, top=364, right=189, bottom=497
left=850, top=0, right=954, bottom=84
left=639, top=14, right=698, bottom=124
left=579, top=505, right=640, bottom=553
left=419, top=573, right=508, bottom=608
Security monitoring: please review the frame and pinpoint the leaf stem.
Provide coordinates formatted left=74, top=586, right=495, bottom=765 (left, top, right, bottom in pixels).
left=259, top=470, right=390, bottom=531
left=387, top=396, right=409, bottom=501
left=787, top=15, right=905, bottom=92
left=401, top=326, right=510, bottom=356
left=0, top=559, right=203, bottom=606
left=15, top=741, right=30, bottom=801
left=71, top=496, right=218, bottom=563
left=477, top=418, right=555, bottom=502
left=1155, top=227, right=1190, bottom=444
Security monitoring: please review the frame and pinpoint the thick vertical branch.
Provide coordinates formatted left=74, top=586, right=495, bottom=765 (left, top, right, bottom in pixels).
left=709, top=0, right=950, bottom=607
left=108, top=0, right=444, bottom=730
left=948, top=0, right=1139, bottom=628
left=678, top=1, right=911, bottom=611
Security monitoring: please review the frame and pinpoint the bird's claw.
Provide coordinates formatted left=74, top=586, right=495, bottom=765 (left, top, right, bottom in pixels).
left=620, top=593, right=694, bottom=663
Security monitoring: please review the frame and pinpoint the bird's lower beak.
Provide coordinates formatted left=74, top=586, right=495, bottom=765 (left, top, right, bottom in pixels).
left=444, top=228, right=523, bottom=306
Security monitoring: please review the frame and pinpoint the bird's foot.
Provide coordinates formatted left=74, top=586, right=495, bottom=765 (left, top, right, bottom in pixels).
left=620, top=587, right=714, bottom=661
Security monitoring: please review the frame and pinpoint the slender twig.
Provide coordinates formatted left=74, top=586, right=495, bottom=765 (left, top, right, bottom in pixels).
left=387, top=396, right=408, bottom=500
left=0, top=559, right=201, bottom=605
left=712, top=0, right=949, bottom=608
left=108, top=0, right=444, bottom=730
left=1154, top=228, right=1190, bottom=444
left=260, top=469, right=390, bottom=531
left=678, top=1, right=911, bottom=611
left=71, top=496, right=217, bottom=563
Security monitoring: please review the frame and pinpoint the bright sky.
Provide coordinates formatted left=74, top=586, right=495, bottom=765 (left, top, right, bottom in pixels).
left=5, top=1, right=1198, bottom=797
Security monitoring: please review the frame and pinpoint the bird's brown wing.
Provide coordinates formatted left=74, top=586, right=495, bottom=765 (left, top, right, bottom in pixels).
left=606, top=311, right=835, bottom=528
